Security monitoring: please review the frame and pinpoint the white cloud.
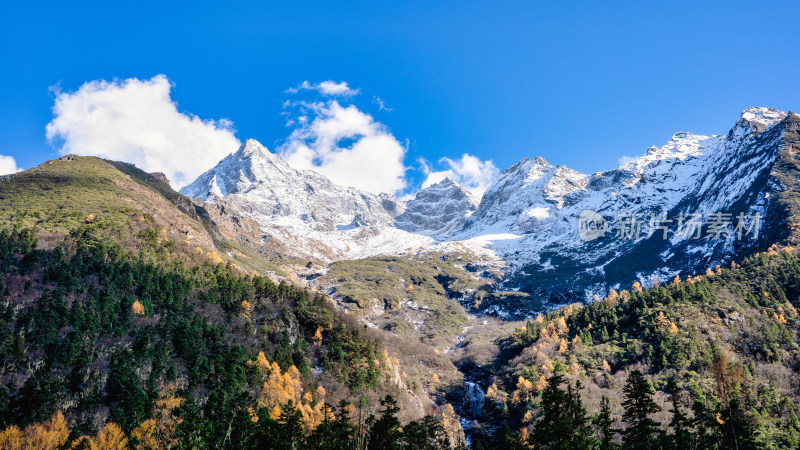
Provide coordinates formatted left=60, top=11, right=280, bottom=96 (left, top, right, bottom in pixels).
left=373, top=96, right=392, bottom=112
left=618, top=155, right=637, bottom=166
left=0, top=155, right=21, bottom=175
left=287, top=80, right=359, bottom=97
left=279, top=100, right=407, bottom=194
left=420, top=154, right=499, bottom=197
left=45, top=75, right=240, bottom=188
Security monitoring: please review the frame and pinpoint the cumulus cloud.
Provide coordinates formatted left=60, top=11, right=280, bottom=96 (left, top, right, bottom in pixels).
left=420, top=154, right=499, bottom=197
left=287, top=80, right=359, bottom=97
left=45, top=75, right=240, bottom=188
left=0, top=155, right=21, bottom=175
left=279, top=99, right=407, bottom=194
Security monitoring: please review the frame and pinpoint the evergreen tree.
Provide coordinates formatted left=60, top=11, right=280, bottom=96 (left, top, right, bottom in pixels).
left=665, top=379, right=692, bottom=449
left=401, top=415, right=445, bottom=449
left=276, top=402, right=305, bottom=450
left=690, top=395, right=722, bottom=450
left=621, top=370, right=662, bottom=450
left=498, top=424, right=530, bottom=450
left=309, top=400, right=356, bottom=450
left=593, top=396, right=619, bottom=449
left=367, top=395, right=402, bottom=450
left=530, top=373, right=596, bottom=449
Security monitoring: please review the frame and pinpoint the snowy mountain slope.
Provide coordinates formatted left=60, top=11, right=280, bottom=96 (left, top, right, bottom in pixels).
left=454, top=107, right=800, bottom=313
left=181, top=139, right=434, bottom=261
left=395, top=178, right=479, bottom=237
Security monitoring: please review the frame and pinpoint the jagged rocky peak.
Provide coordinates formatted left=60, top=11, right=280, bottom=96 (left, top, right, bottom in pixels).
left=177, top=107, right=800, bottom=312
left=395, top=177, right=479, bottom=237
left=241, top=138, right=265, bottom=155
left=739, top=106, right=788, bottom=133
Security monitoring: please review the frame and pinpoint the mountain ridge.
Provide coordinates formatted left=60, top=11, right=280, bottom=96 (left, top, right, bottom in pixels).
left=180, top=107, right=800, bottom=316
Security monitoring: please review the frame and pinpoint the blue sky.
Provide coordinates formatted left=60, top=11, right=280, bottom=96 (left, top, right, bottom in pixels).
left=3, top=1, right=800, bottom=195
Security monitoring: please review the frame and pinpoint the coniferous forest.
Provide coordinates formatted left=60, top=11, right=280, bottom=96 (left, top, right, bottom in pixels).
left=0, top=225, right=456, bottom=448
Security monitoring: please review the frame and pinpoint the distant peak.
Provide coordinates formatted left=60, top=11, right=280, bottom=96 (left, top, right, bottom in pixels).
left=671, top=131, right=693, bottom=140
left=433, top=177, right=457, bottom=187
left=419, top=177, right=469, bottom=195
left=739, top=107, right=787, bottom=132
left=505, top=156, right=552, bottom=174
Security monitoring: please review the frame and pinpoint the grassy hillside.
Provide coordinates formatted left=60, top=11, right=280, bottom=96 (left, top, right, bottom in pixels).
left=0, top=155, right=294, bottom=277
left=320, top=253, right=495, bottom=341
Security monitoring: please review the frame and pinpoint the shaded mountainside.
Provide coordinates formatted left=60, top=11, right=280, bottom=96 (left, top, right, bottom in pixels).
left=472, top=109, right=800, bottom=314
left=395, top=178, right=479, bottom=238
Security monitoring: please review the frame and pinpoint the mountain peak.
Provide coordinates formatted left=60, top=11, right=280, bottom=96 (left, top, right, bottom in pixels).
left=739, top=106, right=787, bottom=132
left=395, top=177, right=478, bottom=237
left=425, top=177, right=465, bottom=192
left=503, top=157, right=553, bottom=177
left=238, top=138, right=271, bottom=157
left=437, top=177, right=457, bottom=187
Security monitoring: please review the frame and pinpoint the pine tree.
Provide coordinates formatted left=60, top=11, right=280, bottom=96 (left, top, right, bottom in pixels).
left=309, top=400, right=356, bottom=450
left=401, top=415, right=444, bottom=449
left=665, top=379, right=692, bottom=448
left=593, top=396, right=619, bottom=449
left=367, top=395, right=402, bottom=450
left=530, top=373, right=596, bottom=449
left=621, top=370, right=661, bottom=449
left=277, top=401, right=305, bottom=450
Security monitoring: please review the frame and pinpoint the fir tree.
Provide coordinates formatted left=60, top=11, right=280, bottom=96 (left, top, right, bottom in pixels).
left=621, top=370, right=661, bottom=450
left=665, top=379, right=692, bottom=449
left=531, top=373, right=596, bottom=449
left=593, top=396, right=619, bottom=449
left=367, top=395, right=402, bottom=450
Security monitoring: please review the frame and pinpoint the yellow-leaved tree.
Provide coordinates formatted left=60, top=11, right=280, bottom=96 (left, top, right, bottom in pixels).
left=250, top=351, right=326, bottom=429
left=0, top=411, right=69, bottom=450
left=130, top=383, right=184, bottom=449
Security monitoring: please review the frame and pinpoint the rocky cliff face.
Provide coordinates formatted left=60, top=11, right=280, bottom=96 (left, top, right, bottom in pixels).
left=395, top=178, right=479, bottom=237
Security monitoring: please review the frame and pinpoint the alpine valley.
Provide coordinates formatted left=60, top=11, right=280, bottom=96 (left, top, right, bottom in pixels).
left=2, top=107, right=800, bottom=449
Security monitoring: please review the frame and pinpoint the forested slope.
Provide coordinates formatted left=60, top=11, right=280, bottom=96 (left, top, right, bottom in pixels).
left=467, top=246, right=800, bottom=449
left=0, top=226, right=463, bottom=448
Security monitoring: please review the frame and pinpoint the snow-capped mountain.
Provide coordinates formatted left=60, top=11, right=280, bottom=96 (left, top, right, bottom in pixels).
left=454, top=107, right=800, bottom=309
left=395, top=178, right=479, bottom=237
left=182, top=107, right=800, bottom=314
left=180, top=139, right=434, bottom=261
